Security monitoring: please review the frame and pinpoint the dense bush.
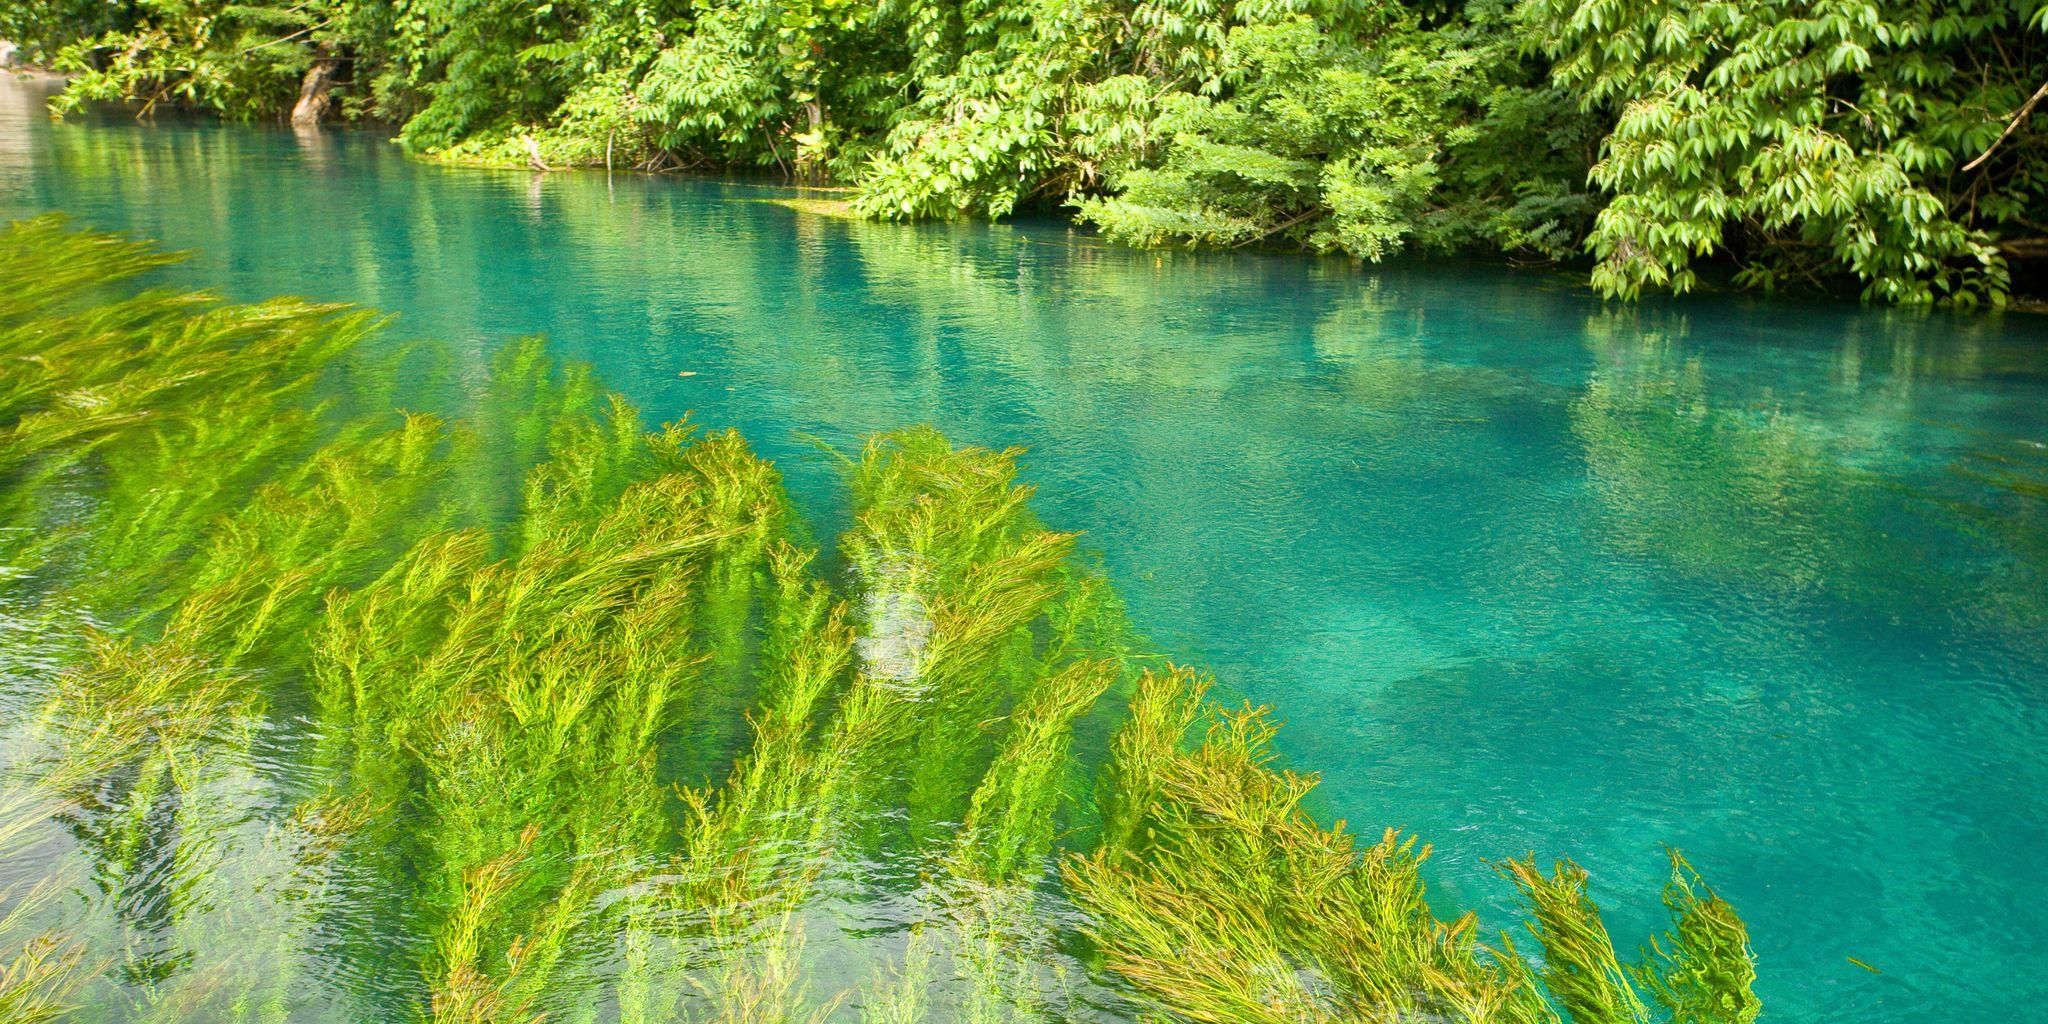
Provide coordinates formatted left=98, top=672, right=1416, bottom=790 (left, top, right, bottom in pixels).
left=19, top=0, right=2048, bottom=304
left=1521, top=0, right=2048, bottom=305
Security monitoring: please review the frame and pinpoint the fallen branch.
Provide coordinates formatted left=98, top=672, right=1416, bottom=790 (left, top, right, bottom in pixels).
left=1995, top=235, right=2048, bottom=258
left=523, top=135, right=554, bottom=172
left=1233, top=206, right=1321, bottom=248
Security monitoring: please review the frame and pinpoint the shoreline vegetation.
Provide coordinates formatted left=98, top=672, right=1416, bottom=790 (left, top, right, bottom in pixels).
left=0, top=214, right=1764, bottom=1023
left=3, top=1, right=2047, bottom=306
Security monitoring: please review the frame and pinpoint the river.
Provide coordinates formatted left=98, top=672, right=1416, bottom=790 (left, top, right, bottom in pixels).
left=4, top=72, right=2047, bottom=1022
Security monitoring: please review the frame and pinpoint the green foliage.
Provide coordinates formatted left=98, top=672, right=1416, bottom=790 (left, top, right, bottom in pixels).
left=637, top=0, right=891, bottom=174
left=848, top=0, right=1105, bottom=218
left=1080, top=9, right=1479, bottom=258
left=1633, top=854, right=1763, bottom=1024
left=1522, top=0, right=2045, bottom=304
left=0, top=0, right=135, bottom=65
left=21, top=2, right=2048, bottom=300
left=47, top=0, right=342, bottom=121
left=1500, top=852, right=1762, bottom=1024
left=379, top=0, right=609, bottom=152
left=1064, top=1, right=1599, bottom=261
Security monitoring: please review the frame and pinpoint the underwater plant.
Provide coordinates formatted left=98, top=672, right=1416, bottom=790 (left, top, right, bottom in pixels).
left=0, top=216, right=1762, bottom=1024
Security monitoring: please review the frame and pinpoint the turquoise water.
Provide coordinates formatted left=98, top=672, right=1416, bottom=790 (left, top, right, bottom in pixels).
left=6, top=74, right=2048, bottom=1022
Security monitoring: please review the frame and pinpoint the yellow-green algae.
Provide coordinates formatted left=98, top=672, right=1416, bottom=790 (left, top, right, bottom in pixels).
left=0, top=216, right=1761, bottom=1024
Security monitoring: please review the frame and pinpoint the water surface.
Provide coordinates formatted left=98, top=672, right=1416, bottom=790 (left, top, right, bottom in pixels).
left=5, top=74, right=2047, bottom=1022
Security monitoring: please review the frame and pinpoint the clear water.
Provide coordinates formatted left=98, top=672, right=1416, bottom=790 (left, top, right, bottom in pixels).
left=5, top=74, right=2047, bottom=1022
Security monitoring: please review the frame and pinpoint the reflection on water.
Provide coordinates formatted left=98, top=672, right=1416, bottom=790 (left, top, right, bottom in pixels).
left=1573, top=310, right=2048, bottom=637
left=4, top=74, right=2048, bottom=1024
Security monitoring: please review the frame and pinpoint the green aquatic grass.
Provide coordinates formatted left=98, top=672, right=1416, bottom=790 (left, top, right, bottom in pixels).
left=1, top=624, right=380, bottom=1023
left=1630, top=856, right=1763, bottom=1024
left=0, top=215, right=186, bottom=322
left=1501, top=852, right=1759, bottom=1024
left=1504, top=858, right=1649, bottom=1024
left=0, top=918, right=93, bottom=1024
left=0, top=216, right=1763, bottom=1024
left=1069, top=669, right=1549, bottom=1024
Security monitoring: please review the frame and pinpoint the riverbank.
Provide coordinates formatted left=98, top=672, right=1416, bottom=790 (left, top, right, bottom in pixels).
left=13, top=2, right=2045, bottom=307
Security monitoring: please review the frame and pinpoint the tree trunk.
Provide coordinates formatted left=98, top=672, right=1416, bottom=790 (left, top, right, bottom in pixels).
left=290, top=48, right=341, bottom=129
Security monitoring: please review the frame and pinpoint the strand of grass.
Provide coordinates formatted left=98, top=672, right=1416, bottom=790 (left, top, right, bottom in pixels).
left=0, top=290, right=211, bottom=426
left=514, top=390, right=651, bottom=547
left=840, top=428, right=1079, bottom=848
left=644, top=545, right=854, bottom=1024
left=312, top=529, right=494, bottom=734
left=429, top=827, right=549, bottom=1024
left=738, top=432, right=1099, bottom=1024
left=0, top=300, right=378, bottom=481
left=0, top=930, right=94, bottom=1024
left=28, top=635, right=251, bottom=783
left=4, top=237, right=1088, bottom=1024
left=643, top=496, right=994, bottom=1024
left=954, top=657, right=1117, bottom=884
left=1068, top=667, right=1556, bottom=1024
left=0, top=876, right=113, bottom=1024
left=671, top=429, right=798, bottom=784
left=957, top=885, right=1074, bottom=1024
left=1092, top=665, right=1206, bottom=860
left=250, top=794, right=380, bottom=1023
left=321, top=421, right=798, bottom=1022
left=0, top=227, right=436, bottom=642
left=9, top=634, right=282, bottom=1021
left=680, top=905, right=839, bottom=1024
left=860, top=870, right=1077, bottom=1024
left=59, top=398, right=330, bottom=611
left=844, top=437, right=1112, bottom=1024
left=1501, top=859, right=1650, bottom=1024
left=466, top=336, right=610, bottom=535
left=0, top=215, right=186, bottom=324
left=0, top=849, right=102, bottom=1023
left=860, top=930, right=935, bottom=1024
left=0, top=287, right=386, bottom=632
left=0, top=233, right=505, bottom=1019
left=146, top=413, right=461, bottom=665
left=129, top=791, right=377, bottom=1023
left=1629, top=853, right=1761, bottom=1024
left=615, top=905, right=679, bottom=1024
left=675, top=543, right=853, bottom=864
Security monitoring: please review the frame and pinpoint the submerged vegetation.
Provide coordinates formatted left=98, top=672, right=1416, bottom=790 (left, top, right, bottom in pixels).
left=8, top=0, right=2048, bottom=304
left=0, top=215, right=1763, bottom=1022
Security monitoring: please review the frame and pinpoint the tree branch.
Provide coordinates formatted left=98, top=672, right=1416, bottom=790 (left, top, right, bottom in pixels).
left=1962, top=79, right=2048, bottom=173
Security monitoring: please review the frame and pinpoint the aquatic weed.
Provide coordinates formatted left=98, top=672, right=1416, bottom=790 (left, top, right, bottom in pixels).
left=0, top=217, right=1764, bottom=1024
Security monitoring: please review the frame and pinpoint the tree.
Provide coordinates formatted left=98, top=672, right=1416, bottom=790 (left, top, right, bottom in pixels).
left=1523, top=0, right=2048, bottom=305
